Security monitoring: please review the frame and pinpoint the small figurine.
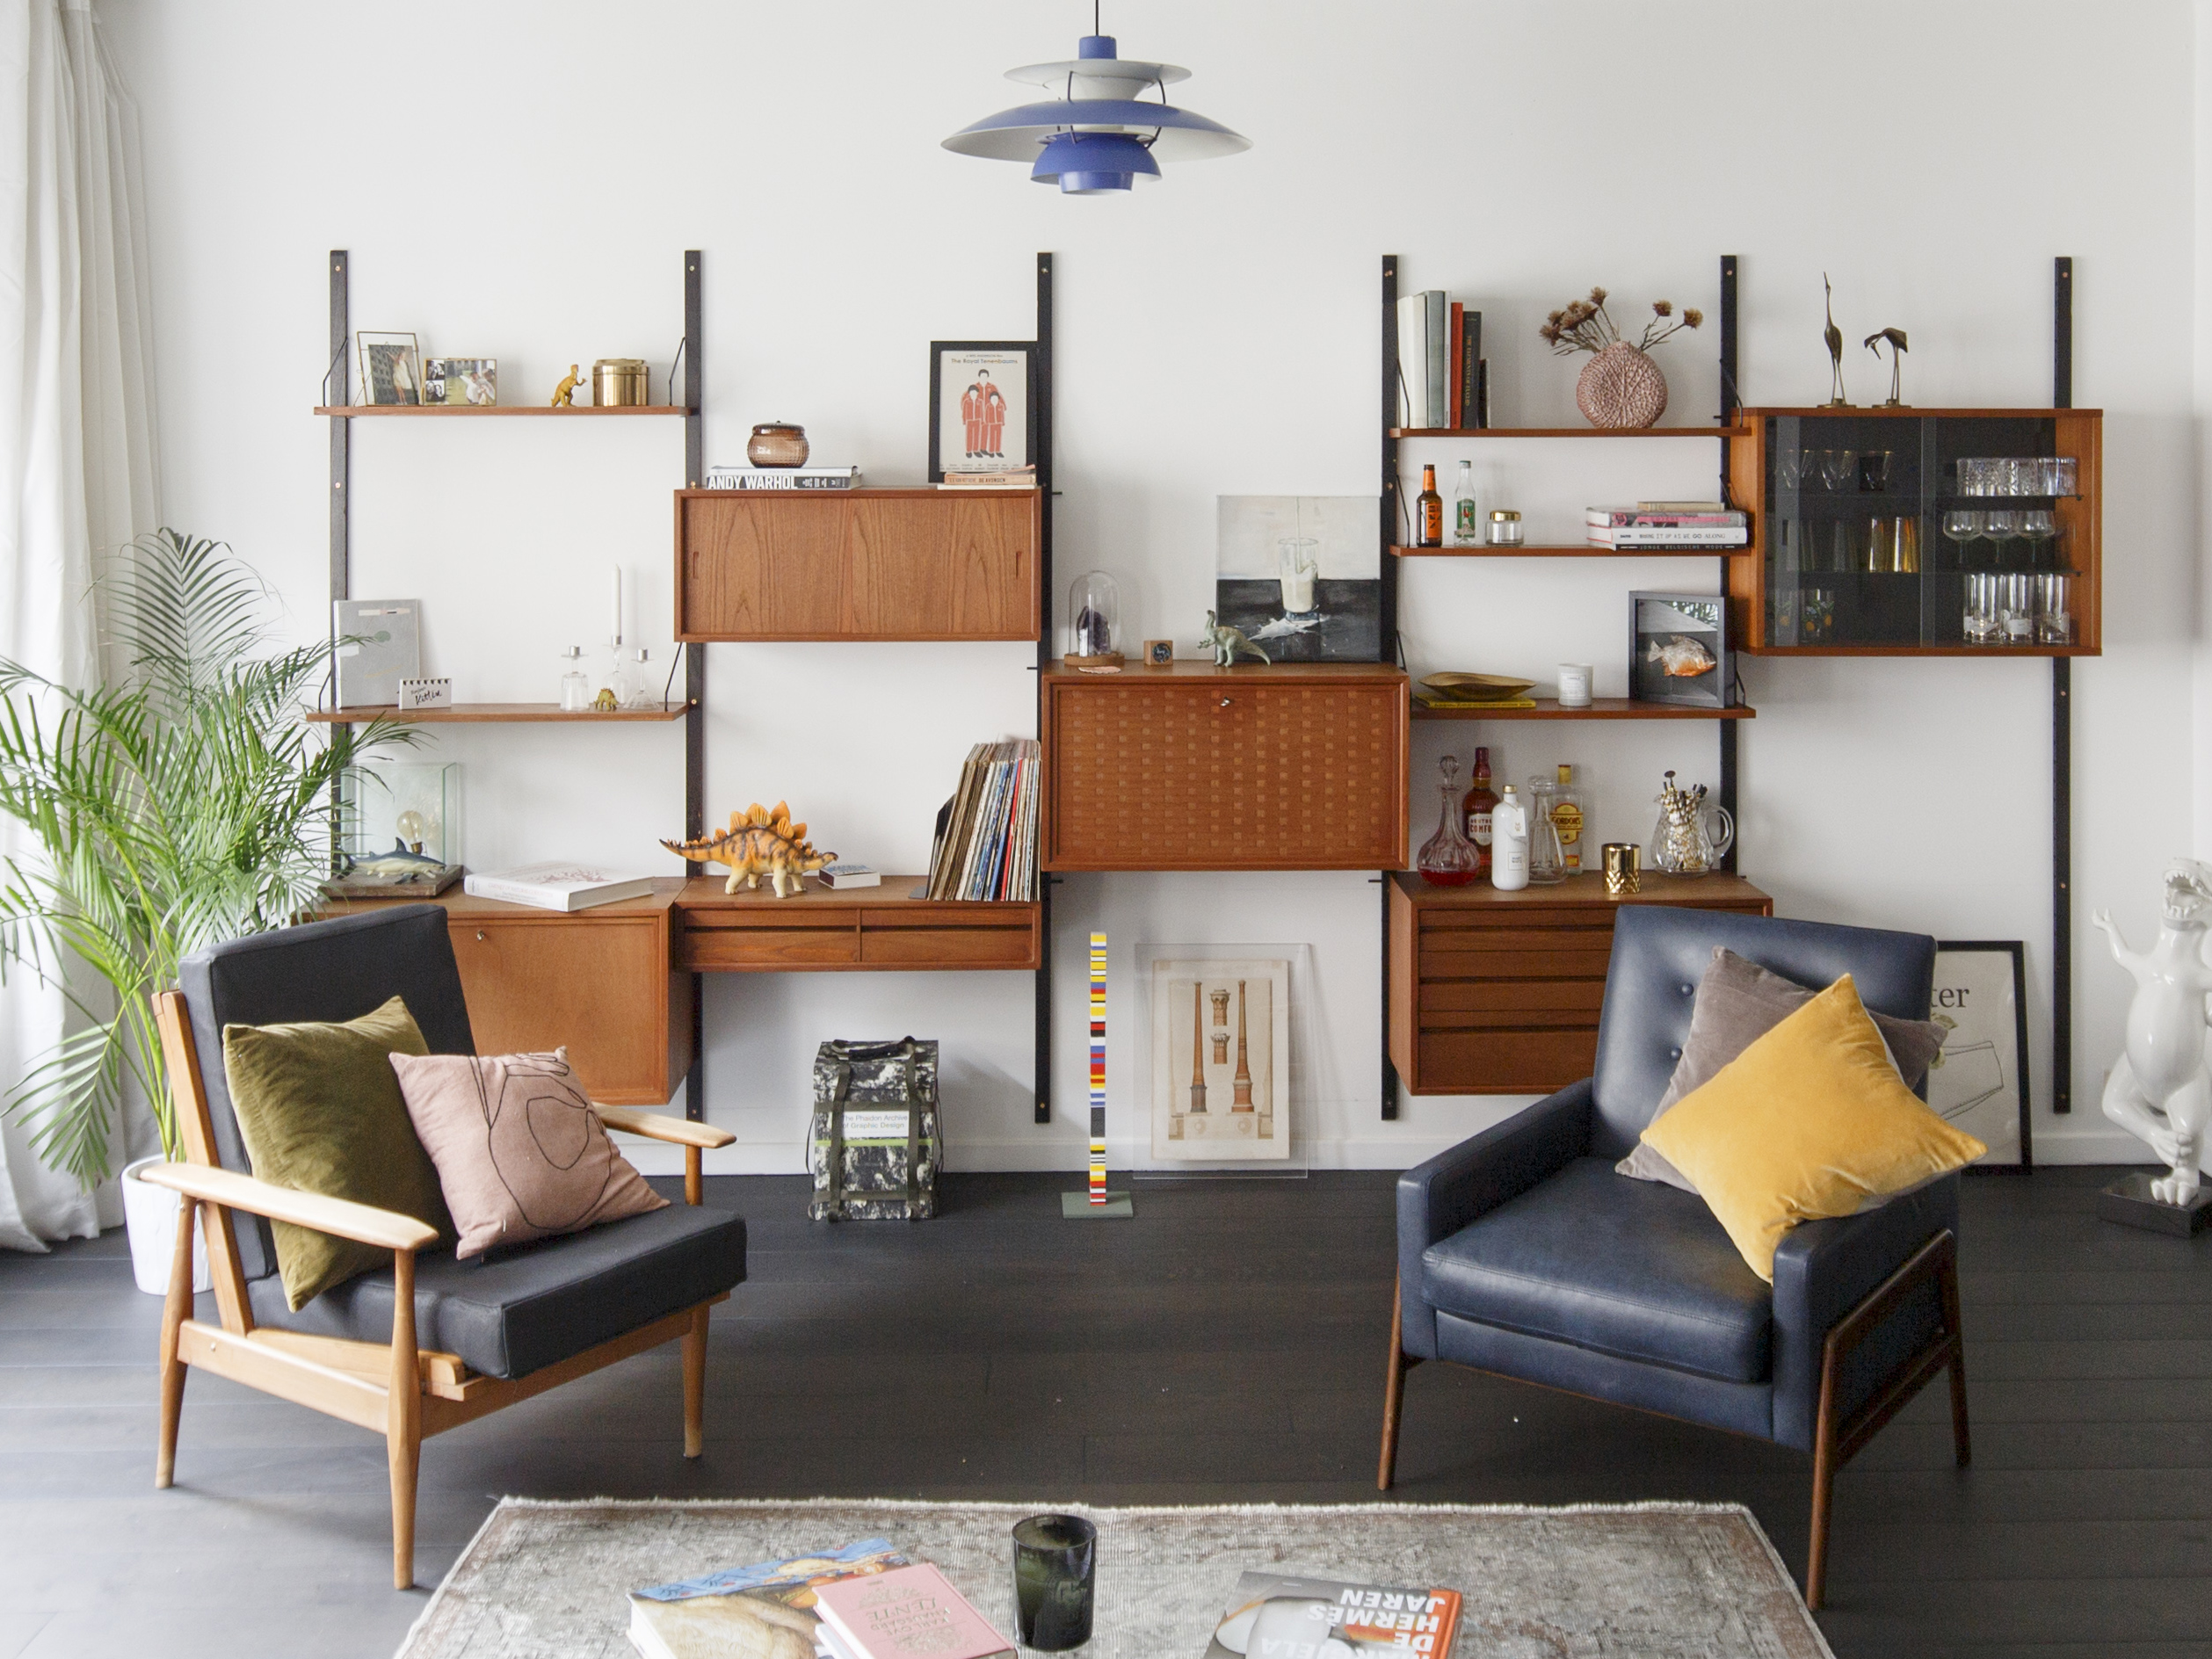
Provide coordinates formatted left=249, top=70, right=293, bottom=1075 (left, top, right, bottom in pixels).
left=1822, top=274, right=1848, bottom=408
left=661, top=802, right=837, bottom=898
left=1199, top=610, right=1271, bottom=668
left=591, top=687, right=619, bottom=712
left=2093, top=861, right=2212, bottom=1205
left=551, top=364, right=582, bottom=407
left=1863, top=327, right=1909, bottom=408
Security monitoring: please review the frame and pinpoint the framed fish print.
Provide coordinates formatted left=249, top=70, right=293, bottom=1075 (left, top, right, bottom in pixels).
left=1629, top=590, right=1733, bottom=707
left=928, top=342, right=1033, bottom=482
left=1930, top=940, right=2031, bottom=1168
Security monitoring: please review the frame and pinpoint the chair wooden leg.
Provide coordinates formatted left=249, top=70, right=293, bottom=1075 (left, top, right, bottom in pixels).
left=1806, top=1417, right=1836, bottom=1612
left=156, top=1197, right=195, bottom=1489
left=1378, top=1273, right=1415, bottom=1491
left=683, top=1304, right=708, bottom=1459
left=1940, top=1247, right=1971, bottom=1468
left=388, top=1250, right=423, bottom=1590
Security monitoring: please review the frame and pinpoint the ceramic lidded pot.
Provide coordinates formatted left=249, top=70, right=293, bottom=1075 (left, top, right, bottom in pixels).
left=747, top=422, right=809, bottom=467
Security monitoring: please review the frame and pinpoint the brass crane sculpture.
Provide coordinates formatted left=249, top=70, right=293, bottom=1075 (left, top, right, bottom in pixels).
left=1864, top=327, right=1909, bottom=408
left=1823, top=274, right=1848, bottom=408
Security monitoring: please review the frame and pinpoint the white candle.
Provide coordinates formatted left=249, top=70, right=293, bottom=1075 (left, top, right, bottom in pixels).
left=611, top=565, right=623, bottom=646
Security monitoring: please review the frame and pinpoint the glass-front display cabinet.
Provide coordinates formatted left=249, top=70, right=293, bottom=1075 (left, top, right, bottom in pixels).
left=1724, top=409, right=2101, bottom=655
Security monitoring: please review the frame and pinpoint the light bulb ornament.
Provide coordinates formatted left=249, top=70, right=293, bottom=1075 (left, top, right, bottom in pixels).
left=943, top=14, right=1249, bottom=194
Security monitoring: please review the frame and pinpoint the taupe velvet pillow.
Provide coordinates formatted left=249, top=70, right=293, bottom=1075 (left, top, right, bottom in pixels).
left=1616, top=948, right=1948, bottom=1197
left=221, top=996, right=453, bottom=1310
left=388, top=1047, right=666, bottom=1259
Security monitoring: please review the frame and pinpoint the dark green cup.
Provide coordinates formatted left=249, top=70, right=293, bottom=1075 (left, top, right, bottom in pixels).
left=1012, top=1512, right=1096, bottom=1650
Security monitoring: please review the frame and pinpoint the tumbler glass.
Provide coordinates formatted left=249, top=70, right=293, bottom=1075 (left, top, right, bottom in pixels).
left=1857, top=449, right=1893, bottom=493
left=1013, top=1514, right=1097, bottom=1652
left=1963, top=573, right=2002, bottom=644
left=2048, top=456, right=2078, bottom=496
left=1802, top=587, right=1836, bottom=644
left=1998, top=574, right=2036, bottom=643
left=2036, top=573, right=2076, bottom=644
left=1818, top=449, right=1855, bottom=493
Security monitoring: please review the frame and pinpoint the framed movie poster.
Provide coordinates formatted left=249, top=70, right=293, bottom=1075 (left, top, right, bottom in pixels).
left=1929, top=940, right=2031, bottom=1168
left=928, top=342, right=1033, bottom=482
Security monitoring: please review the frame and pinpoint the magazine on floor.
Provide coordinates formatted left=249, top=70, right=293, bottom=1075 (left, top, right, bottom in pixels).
left=1202, top=1569, right=1463, bottom=1658
left=627, top=1538, right=909, bottom=1659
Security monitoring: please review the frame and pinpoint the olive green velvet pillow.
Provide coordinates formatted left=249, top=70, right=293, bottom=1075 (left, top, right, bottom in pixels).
left=221, top=996, right=454, bottom=1310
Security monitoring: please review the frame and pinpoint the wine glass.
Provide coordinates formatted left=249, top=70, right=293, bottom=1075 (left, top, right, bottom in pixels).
left=1818, top=449, right=1855, bottom=493
left=1778, top=448, right=1805, bottom=491
left=2020, top=509, right=2058, bottom=570
left=1983, top=509, right=2022, bottom=568
left=1942, top=510, right=1984, bottom=569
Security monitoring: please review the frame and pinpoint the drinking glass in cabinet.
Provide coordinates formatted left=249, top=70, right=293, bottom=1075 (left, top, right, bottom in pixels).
left=1818, top=449, right=1855, bottom=492
left=2020, top=510, right=2060, bottom=569
left=1964, top=574, right=2003, bottom=644
left=1942, top=510, right=1984, bottom=566
left=1800, top=447, right=1820, bottom=489
left=1802, top=587, right=1836, bottom=644
left=1778, top=449, right=1806, bottom=490
left=1998, top=573, right=2036, bottom=644
left=1868, top=516, right=1918, bottom=573
left=2037, top=573, right=2077, bottom=644
left=2041, top=456, right=2078, bottom=496
left=1857, top=449, right=1893, bottom=493
left=1984, top=509, right=2022, bottom=564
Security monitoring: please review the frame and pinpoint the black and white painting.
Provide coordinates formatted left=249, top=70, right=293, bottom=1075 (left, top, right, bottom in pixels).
left=1929, top=940, right=2031, bottom=1167
left=1215, top=496, right=1381, bottom=663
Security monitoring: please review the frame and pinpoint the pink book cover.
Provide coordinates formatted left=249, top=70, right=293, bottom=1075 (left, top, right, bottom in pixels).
left=810, top=1562, right=1015, bottom=1659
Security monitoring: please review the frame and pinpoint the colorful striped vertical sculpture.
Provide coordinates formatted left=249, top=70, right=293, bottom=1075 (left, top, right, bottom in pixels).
left=1090, top=931, right=1108, bottom=1205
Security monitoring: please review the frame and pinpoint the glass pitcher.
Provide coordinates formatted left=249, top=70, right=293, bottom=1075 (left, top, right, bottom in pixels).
left=1649, top=770, right=1734, bottom=877
left=1524, top=775, right=1567, bottom=885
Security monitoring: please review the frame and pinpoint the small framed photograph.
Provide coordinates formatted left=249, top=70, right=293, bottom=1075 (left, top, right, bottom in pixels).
left=928, top=342, right=1033, bottom=482
left=1930, top=941, right=2031, bottom=1168
left=1142, top=638, right=1175, bottom=666
left=423, top=357, right=497, bottom=407
left=357, top=331, right=422, bottom=406
left=1629, top=590, right=1732, bottom=707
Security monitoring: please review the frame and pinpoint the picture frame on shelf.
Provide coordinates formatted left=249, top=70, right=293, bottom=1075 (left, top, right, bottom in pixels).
left=423, top=356, right=497, bottom=406
left=1149, top=954, right=1293, bottom=1163
left=1215, top=496, right=1382, bottom=663
left=928, top=342, right=1033, bottom=482
left=1930, top=940, right=2031, bottom=1169
left=356, top=331, right=423, bottom=406
left=1629, top=590, right=1732, bottom=708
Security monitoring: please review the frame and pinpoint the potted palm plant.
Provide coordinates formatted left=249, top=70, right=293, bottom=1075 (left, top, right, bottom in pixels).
left=0, top=531, right=414, bottom=1288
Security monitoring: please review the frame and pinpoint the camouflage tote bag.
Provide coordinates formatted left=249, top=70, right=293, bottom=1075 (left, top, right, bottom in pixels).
left=808, top=1038, right=940, bottom=1221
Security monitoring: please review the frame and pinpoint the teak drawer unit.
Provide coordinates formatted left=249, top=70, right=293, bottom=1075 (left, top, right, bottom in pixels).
left=1388, top=871, right=1773, bottom=1095
left=326, top=889, right=692, bottom=1105
left=674, top=879, right=1041, bottom=973
left=1042, top=663, right=1410, bottom=870
left=675, top=487, right=1041, bottom=641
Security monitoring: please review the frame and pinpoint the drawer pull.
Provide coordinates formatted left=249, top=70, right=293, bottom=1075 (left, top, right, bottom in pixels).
left=1219, top=697, right=1233, bottom=707
left=475, top=931, right=486, bottom=941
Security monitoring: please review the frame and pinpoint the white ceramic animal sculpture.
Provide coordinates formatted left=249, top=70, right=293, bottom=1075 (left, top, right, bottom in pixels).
left=2093, top=859, right=2212, bottom=1203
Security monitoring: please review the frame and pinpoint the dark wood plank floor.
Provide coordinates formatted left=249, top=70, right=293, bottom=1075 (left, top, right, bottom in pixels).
left=0, top=1165, right=2202, bottom=1658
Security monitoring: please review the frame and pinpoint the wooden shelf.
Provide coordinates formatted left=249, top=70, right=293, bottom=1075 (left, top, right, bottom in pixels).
left=314, top=404, right=688, bottom=417
left=304, top=703, right=686, bottom=723
left=1391, top=425, right=1745, bottom=439
left=1389, top=869, right=1767, bottom=908
left=1392, top=544, right=1743, bottom=559
left=1412, top=698, right=1753, bottom=721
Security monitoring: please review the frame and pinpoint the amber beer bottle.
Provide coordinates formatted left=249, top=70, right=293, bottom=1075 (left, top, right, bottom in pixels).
left=1461, top=746, right=1499, bottom=879
left=1416, top=464, right=1443, bottom=547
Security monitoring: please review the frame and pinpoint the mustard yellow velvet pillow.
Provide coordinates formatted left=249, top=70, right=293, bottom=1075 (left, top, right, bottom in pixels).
left=1639, top=974, right=1986, bottom=1281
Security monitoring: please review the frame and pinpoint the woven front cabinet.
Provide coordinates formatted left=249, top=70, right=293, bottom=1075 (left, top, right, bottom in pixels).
left=1043, top=663, right=1409, bottom=870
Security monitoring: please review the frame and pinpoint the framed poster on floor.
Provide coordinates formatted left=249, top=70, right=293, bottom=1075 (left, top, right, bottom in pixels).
left=1930, top=940, right=2031, bottom=1168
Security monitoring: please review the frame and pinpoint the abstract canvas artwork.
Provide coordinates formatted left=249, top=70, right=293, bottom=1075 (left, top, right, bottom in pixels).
left=1215, top=496, right=1381, bottom=663
left=1150, top=957, right=1292, bottom=1161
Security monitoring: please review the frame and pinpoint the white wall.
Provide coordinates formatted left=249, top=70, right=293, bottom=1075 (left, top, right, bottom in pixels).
left=100, top=0, right=2198, bottom=1173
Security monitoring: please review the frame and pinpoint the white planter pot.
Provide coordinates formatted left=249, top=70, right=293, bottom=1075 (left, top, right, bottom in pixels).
left=121, top=1156, right=210, bottom=1297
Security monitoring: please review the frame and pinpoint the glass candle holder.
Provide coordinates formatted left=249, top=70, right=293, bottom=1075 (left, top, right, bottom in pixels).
left=1012, top=1514, right=1096, bottom=1652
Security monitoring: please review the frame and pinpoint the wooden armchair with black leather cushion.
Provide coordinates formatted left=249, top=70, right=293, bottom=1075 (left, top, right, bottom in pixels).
left=142, top=904, right=742, bottom=1588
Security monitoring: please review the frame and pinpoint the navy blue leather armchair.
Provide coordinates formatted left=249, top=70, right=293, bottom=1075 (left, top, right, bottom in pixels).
left=1382, top=905, right=1969, bottom=1609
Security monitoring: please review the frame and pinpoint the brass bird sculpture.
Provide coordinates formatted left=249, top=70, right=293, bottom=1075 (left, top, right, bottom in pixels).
left=1822, top=274, right=1848, bottom=408
left=1863, top=327, right=1909, bottom=408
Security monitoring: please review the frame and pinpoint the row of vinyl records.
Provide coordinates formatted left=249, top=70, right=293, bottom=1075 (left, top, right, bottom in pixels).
left=925, top=738, right=1040, bottom=901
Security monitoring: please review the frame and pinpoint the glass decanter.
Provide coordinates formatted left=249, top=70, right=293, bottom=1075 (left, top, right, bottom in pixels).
left=1524, top=775, right=1567, bottom=885
left=1418, top=754, right=1482, bottom=886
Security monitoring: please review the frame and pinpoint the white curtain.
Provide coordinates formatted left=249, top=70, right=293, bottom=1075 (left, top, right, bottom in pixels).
left=0, top=0, right=160, bottom=1250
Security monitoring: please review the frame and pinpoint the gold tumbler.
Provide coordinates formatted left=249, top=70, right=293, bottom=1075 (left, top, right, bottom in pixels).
left=591, top=358, right=649, bottom=407
left=1603, top=842, right=1642, bottom=896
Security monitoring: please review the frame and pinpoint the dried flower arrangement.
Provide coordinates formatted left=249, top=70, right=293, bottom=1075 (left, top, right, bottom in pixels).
left=1540, top=287, right=1704, bottom=356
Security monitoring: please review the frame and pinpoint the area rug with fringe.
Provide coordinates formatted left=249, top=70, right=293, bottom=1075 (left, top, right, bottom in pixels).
left=397, top=1497, right=1831, bottom=1659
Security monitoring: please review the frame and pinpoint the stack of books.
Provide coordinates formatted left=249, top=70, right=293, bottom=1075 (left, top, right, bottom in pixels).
left=926, top=738, right=1040, bottom=901
left=939, top=464, right=1037, bottom=489
left=1396, top=289, right=1487, bottom=430
left=1586, top=502, right=1749, bottom=550
left=703, top=464, right=861, bottom=490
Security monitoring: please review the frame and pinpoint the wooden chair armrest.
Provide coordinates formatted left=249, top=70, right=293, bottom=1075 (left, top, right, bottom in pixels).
left=135, top=1163, right=439, bottom=1252
left=592, top=1103, right=736, bottom=1150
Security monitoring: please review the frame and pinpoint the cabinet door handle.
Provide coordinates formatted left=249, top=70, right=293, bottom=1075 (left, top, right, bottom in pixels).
left=475, top=930, right=486, bottom=941
left=1219, top=697, right=1234, bottom=707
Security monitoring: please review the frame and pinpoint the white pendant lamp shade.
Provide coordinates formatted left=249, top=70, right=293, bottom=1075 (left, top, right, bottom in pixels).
left=943, top=33, right=1250, bottom=194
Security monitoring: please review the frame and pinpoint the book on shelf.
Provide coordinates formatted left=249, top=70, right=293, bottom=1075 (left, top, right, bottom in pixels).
left=1587, top=527, right=1749, bottom=548
left=1638, top=499, right=1730, bottom=512
left=937, top=466, right=1038, bottom=489
left=1586, top=506, right=1746, bottom=528
left=1396, top=288, right=1452, bottom=428
left=1203, top=1569, right=1464, bottom=1659
left=461, top=862, right=656, bottom=911
left=816, top=861, right=881, bottom=888
left=628, top=1538, right=910, bottom=1659
left=701, top=465, right=861, bottom=490
left=925, top=737, right=1039, bottom=902
left=811, top=1562, right=1015, bottom=1659
left=1413, top=692, right=1538, bottom=711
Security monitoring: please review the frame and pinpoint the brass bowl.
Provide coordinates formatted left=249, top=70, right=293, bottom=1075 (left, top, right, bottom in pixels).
left=1420, top=672, right=1537, bottom=702
left=747, top=422, right=809, bottom=468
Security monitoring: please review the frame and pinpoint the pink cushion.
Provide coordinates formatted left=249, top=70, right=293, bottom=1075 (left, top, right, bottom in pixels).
left=388, top=1048, right=666, bottom=1259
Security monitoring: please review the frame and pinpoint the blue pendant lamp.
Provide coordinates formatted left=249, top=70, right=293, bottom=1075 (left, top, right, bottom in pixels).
left=942, top=11, right=1250, bottom=194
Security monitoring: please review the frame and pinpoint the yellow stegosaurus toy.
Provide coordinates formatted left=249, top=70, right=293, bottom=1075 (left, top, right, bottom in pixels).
left=662, top=802, right=835, bottom=898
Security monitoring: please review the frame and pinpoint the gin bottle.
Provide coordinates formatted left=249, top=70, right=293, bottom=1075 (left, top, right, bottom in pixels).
left=1452, top=460, right=1480, bottom=544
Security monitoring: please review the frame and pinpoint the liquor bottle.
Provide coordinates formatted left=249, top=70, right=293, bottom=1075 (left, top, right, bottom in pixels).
left=1452, top=460, right=1480, bottom=544
left=1490, top=786, right=1531, bottom=891
left=1417, top=464, right=1443, bottom=547
left=1551, top=763, right=1585, bottom=873
left=1461, top=746, right=1499, bottom=880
